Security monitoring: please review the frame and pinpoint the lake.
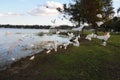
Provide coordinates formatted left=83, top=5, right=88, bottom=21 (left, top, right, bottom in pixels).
left=0, top=28, right=70, bottom=71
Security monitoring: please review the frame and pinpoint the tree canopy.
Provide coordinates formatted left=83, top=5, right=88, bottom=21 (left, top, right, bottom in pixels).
left=57, top=0, right=114, bottom=33
left=117, top=7, right=120, bottom=14
left=101, top=16, right=120, bottom=32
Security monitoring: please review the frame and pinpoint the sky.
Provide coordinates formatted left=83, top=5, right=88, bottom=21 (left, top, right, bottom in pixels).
left=0, top=0, right=120, bottom=25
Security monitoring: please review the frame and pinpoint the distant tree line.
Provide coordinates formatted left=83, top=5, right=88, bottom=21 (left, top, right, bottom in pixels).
left=53, top=25, right=73, bottom=29
left=0, top=24, right=73, bottom=29
left=0, top=24, right=51, bottom=29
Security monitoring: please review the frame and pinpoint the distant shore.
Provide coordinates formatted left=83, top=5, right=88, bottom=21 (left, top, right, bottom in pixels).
left=0, top=24, right=73, bottom=29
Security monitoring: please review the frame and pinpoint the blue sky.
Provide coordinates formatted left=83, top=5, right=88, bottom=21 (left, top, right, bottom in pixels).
left=0, top=0, right=120, bottom=25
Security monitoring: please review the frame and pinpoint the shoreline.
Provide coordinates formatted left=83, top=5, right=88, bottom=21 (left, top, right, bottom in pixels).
left=0, top=37, right=88, bottom=72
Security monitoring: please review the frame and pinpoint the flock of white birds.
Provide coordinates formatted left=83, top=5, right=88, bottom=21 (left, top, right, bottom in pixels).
left=85, top=32, right=110, bottom=46
left=29, top=31, right=111, bottom=60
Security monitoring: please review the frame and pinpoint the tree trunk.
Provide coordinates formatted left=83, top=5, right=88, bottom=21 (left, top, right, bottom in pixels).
left=78, top=21, right=80, bottom=27
left=95, top=26, right=98, bottom=34
left=92, top=22, right=98, bottom=34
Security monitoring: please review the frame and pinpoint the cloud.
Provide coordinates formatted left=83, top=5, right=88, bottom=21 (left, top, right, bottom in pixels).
left=28, top=1, right=63, bottom=16
left=44, top=1, right=63, bottom=9
left=0, top=12, right=24, bottom=17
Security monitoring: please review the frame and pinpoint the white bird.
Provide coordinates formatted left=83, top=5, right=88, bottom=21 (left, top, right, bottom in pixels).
left=56, top=30, right=60, bottom=34
left=29, top=55, right=35, bottom=60
left=5, top=31, right=11, bottom=36
left=11, top=57, right=15, bottom=61
left=63, top=43, right=69, bottom=49
left=67, top=32, right=75, bottom=39
left=46, top=49, right=51, bottom=54
left=102, top=41, right=107, bottom=46
left=54, top=41, right=59, bottom=52
left=29, top=44, right=35, bottom=48
left=62, top=40, right=73, bottom=50
left=85, top=33, right=94, bottom=41
left=86, top=32, right=110, bottom=46
left=96, top=32, right=110, bottom=41
left=51, top=19, right=56, bottom=24
left=72, top=25, right=84, bottom=31
left=73, top=36, right=80, bottom=47
left=85, top=33, right=97, bottom=41
left=40, top=40, right=59, bottom=52
left=60, top=45, right=63, bottom=48
left=22, top=34, right=26, bottom=38
left=97, top=32, right=110, bottom=46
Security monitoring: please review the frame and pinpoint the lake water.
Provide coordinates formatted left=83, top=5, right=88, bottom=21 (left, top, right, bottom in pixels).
left=0, top=28, right=71, bottom=71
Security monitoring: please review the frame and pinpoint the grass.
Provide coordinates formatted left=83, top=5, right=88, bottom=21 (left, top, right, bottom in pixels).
left=0, top=34, right=120, bottom=80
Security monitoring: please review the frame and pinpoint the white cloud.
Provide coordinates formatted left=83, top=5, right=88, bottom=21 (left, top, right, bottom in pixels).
left=0, top=12, right=24, bottom=17
left=44, top=1, right=63, bottom=9
left=28, top=1, right=63, bottom=16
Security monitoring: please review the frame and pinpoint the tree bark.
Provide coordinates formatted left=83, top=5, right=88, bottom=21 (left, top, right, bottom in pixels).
left=92, top=22, right=98, bottom=34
